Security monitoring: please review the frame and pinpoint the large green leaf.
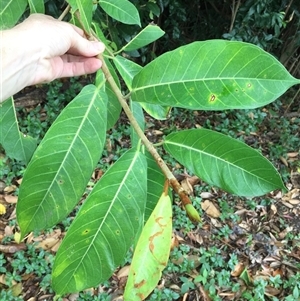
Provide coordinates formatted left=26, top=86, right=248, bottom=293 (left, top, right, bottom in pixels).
left=131, top=40, right=300, bottom=110
left=0, top=0, right=27, bottom=29
left=28, top=0, right=45, bottom=14
left=99, top=0, right=141, bottom=26
left=124, top=186, right=172, bottom=300
left=164, top=129, right=286, bottom=197
left=52, top=148, right=147, bottom=295
left=113, top=55, right=170, bottom=120
left=144, top=151, right=167, bottom=221
left=117, top=24, right=165, bottom=53
left=17, top=84, right=107, bottom=237
left=96, top=60, right=122, bottom=129
left=67, top=0, right=93, bottom=33
left=0, top=98, right=37, bottom=164
left=130, top=101, right=144, bottom=148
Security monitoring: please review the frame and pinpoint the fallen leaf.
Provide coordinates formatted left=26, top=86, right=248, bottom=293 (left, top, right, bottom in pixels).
left=201, top=200, right=220, bottom=218
left=4, top=195, right=18, bottom=204
left=231, top=262, right=245, bottom=277
left=117, top=265, right=130, bottom=279
left=11, top=282, right=22, bottom=297
left=0, top=203, right=6, bottom=215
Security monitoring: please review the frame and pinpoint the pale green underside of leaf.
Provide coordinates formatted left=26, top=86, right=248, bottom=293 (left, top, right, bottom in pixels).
left=124, top=191, right=172, bottom=300
left=75, top=0, right=93, bottom=33
left=0, top=0, right=27, bottom=29
left=113, top=55, right=170, bottom=120
left=17, top=85, right=107, bottom=237
left=0, top=98, right=37, bottom=164
left=96, top=61, right=122, bottom=129
left=131, top=40, right=300, bottom=110
left=144, top=151, right=168, bottom=221
left=52, top=148, right=147, bottom=295
left=164, top=129, right=286, bottom=197
left=99, top=0, right=141, bottom=26
left=130, top=101, right=144, bottom=148
left=119, top=24, right=165, bottom=53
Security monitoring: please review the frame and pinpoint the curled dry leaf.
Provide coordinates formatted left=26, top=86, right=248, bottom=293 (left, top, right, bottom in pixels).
left=231, top=262, right=245, bottom=277
left=201, top=200, right=220, bottom=218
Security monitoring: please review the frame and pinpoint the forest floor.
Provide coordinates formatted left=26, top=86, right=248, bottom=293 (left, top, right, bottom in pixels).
left=0, top=82, right=300, bottom=301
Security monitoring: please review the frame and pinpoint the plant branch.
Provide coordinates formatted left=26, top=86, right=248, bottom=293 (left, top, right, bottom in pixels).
left=98, top=54, right=200, bottom=222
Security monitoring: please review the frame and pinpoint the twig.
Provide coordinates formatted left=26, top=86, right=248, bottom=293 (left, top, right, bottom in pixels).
left=229, top=0, right=241, bottom=32
left=58, top=4, right=70, bottom=21
left=99, top=54, right=194, bottom=210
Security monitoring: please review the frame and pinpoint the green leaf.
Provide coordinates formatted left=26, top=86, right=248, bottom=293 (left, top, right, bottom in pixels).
left=140, top=102, right=171, bottom=120
left=99, top=0, right=141, bottom=26
left=0, top=98, right=37, bottom=164
left=144, top=151, right=167, bottom=221
left=28, top=0, right=45, bottom=14
left=17, top=84, right=107, bottom=237
left=52, top=148, right=147, bottom=295
left=132, top=40, right=300, bottom=110
left=113, top=55, right=170, bottom=120
left=130, top=101, right=144, bottom=148
left=118, top=24, right=165, bottom=53
left=164, top=129, right=286, bottom=197
left=0, top=0, right=27, bottom=29
left=113, top=55, right=142, bottom=90
left=96, top=60, right=121, bottom=129
left=124, top=185, right=172, bottom=300
left=76, top=0, right=93, bottom=33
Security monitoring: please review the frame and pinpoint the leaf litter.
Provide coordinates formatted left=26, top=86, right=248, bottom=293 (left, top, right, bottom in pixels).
left=0, top=90, right=300, bottom=300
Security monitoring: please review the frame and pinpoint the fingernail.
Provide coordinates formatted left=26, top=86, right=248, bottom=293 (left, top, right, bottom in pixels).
left=92, top=41, right=105, bottom=52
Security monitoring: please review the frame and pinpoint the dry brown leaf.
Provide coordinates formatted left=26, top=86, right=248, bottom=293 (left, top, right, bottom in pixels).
left=210, top=218, right=222, bottom=228
left=280, top=156, right=288, bottom=167
left=265, top=286, right=281, bottom=296
left=201, top=200, right=220, bottom=218
left=270, top=204, right=277, bottom=215
left=117, top=265, right=130, bottom=279
left=4, top=185, right=17, bottom=193
left=288, top=199, right=300, bottom=205
left=198, top=284, right=212, bottom=301
left=280, top=200, right=294, bottom=209
left=171, top=233, right=180, bottom=250
left=231, top=262, right=245, bottom=277
left=4, top=194, right=18, bottom=204
left=37, top=237, right=60, bottom=250
left=181, top=178, right=193, bottom=196
left=200, top=192, right=214, bottom=199
left=287, top=152, right=299, bottom=158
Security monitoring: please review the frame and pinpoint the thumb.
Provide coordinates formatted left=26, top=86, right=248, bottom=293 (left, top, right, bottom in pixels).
left=69, top=35, right=105, bottom=57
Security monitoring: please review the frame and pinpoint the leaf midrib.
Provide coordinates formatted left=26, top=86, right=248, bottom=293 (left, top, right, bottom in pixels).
left=26, top=87, right=99, bottom=231
left=133, top=77, right=296, bottom=92
left=165, top=140, right=275, bottom=185
left=63, top=151, right=141, bottom=291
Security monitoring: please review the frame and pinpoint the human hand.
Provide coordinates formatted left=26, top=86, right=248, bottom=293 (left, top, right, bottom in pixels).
left=0, top=14, right=105, bottom=101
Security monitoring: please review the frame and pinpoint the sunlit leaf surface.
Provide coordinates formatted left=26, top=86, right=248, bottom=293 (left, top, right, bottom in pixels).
left=52, top=149, right=147, bottom=295
left=124, top=186, right=172, bottom=300
left=17, top=85, right=107, bottom=237
left=132, top=40, right=300, bottom=110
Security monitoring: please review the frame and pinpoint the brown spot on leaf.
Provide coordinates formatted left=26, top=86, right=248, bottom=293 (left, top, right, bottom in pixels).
left=134, top=279, right=146, bottom=288
left=209, top=94, right=216, bottom=102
